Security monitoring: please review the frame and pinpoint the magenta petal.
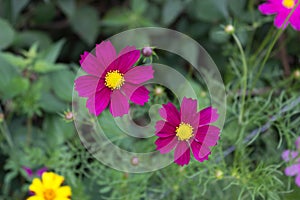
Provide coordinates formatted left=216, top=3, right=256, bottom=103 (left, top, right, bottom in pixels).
left=274, top=12, right=289, bottom=29
left=74, top=75, right=103, bottom=97
left=86, top=88, right=111, bottom=116
left=96, top=41, right=117, bottom=68
left=124, top=66, right=154, bottom=84
left=106, top=50, right=141, bottom=74
left=79, top=51, right=89, bottom=65
left=156, top=131, right=176, bottom=138
left=199, top=153, right=209, bottom=162
left=155, top=136, right=178, bottom=154
left=155, top=120, right=165, bottom=132
left=159, top=103, right=180, bottom=126
left=191, top=140, right=211, bottom=162
left=155, top=120, right=176, bottom=137
left=119, top=46, right=136, bottom=56
left=290, top=13, right=300, bottom=31
left=109, top=89, right=130, bottom=117
left=121, top=84, right=150, bottom=105
left=282, top=150, right=299, bottom=162
left=258, top=3, right=279, bottom=15
left=130, top=86, right=149, bottom=105
left=296, top=174, right=300, bottom=187
left=36, top=167, right=48, bottom=177
left=80, top=52, right=104, bottom=77
left=195, top=125, right=220, bottom=146
left=23, top=167, right=33, bottom=177
left=199, top=106, right=219, bottom=125
left=285, top=164, right=300, bottom=176
left=180, top=97, right=199, bottom=127
left=174, top=141, right=190, bottom=166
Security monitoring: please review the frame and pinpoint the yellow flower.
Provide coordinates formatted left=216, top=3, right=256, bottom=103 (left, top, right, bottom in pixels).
left=27, top=172, right=72, bottom=200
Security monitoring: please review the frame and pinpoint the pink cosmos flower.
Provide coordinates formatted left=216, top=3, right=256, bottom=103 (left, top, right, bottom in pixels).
left=74, top=41, right=154, bottom=117
left=154, top=97, right=220, bottom=166
left=282, top=137, right=300, bottom=187
left=258, top=0, right=300, bottom=30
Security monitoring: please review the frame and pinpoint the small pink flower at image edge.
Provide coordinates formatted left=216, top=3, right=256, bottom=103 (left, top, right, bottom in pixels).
left=258, top=0, right=300, bottom=30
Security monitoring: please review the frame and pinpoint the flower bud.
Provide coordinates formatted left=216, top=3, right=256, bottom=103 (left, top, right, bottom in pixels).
left=294, top=69, right=300, bottom=79
left=232, top=170, right=240, bottom=179
left=215, top=169, right=224, bottom=179
left=224, top=25, right=235, bottom=34
left=142, top=47, right=153, bottom=57
left=200, top=91, right=206, bottom=97
left=173, top=185, right=179, bottom=191
left=64, top=111, right=74, bottom=121
left=154, top=86, right=164, bottom=96
left=131, top=156, right=139, bottom=166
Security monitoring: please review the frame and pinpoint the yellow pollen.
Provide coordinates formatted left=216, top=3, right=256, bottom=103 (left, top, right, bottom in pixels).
left=105, top=70, right=125, bottom=90
left=43, top=189, right=56, bottom=200
left=282, top=0, right=295, bottom=9
left=175, top=122, right=194, bottom=141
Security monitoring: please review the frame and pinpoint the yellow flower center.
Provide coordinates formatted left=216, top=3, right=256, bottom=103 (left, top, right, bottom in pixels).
left=43, top=189, right=56, bottom=200
left=282, top=0, right=295, bottom=9
left=175, top=122, right=194, bottom=141
left=105, top=70, right=125, bottom=90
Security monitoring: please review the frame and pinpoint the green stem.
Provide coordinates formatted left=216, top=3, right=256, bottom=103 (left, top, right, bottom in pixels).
left=251, top=29, right=284, bottom=89
left=0, top=107, right=13, bottom=149
left=0, top=123, right=13, bottom=148
left=26, top=117, right=32, bottom=146
left=233, top=34, right=248, bottom=124
left=250, top=27, right=274, bottom=63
